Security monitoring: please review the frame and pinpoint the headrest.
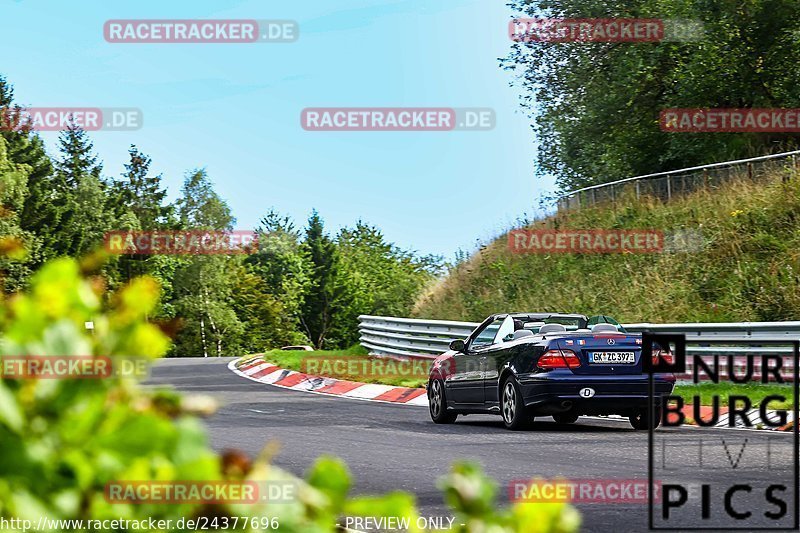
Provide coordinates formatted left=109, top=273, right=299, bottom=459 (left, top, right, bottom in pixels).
left=539, top=323, right=567, bottom=334
left=524, top=321, right=545, bottom=329
left=591, top=323, right=619, bottom=333
left=512, top=329, right=534, bottom=340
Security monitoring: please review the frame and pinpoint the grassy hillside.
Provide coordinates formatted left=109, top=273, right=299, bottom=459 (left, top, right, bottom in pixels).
left=413, top=166, right=800, bottom=323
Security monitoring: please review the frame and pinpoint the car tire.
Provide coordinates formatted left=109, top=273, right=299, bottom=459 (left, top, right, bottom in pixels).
left=501, top=377, right=531, bottom=430
left=429, top=379, right=457, bottom=424
left=629, top=407, right=661, bottom=430
left=553, top=412, right=579, bottom=424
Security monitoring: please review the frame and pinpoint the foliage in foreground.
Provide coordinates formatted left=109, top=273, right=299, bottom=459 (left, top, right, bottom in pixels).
left=0, top=257, right=578, bottom=532
left=415, top=166, right=800, bottom=324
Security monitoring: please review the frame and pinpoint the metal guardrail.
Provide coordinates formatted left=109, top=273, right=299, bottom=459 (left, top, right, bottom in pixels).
left=557, top=149, right=800, bottom=211
left=358, top=315, right=478, bottom=359
left=358, top=315, right=800, bottom=378
left=623, top=321, right=800, bottom=338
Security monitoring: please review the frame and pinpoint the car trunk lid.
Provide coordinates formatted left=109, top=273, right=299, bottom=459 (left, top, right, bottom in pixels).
left=557, top=335, right=644, bottom=375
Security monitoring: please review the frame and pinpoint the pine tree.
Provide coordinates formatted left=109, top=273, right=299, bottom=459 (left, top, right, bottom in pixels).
left=0, top=76, right=60, bottom=266
left=0, top=135, right=33, bottom=292
left=56, top=123, right=102, bottom=186
left=299, top=210, right=351, bottom=348
left=117, top=145, right=169, bottom=230
left=54, top=122, right=110, bottom=256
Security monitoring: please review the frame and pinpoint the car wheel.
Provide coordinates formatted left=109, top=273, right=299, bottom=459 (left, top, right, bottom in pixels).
left=553, top=412, right=579, bottom=424
left=629, top=407, right=661, bottom=430
left=501, top=377, right=531, bottom=430
left=429, top=379, right=457, bottom=424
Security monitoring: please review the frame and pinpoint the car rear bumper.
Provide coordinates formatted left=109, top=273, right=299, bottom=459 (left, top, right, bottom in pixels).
left=518, top=372, right=675, bottom=416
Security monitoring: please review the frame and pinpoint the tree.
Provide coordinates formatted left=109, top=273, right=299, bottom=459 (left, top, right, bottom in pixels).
left=107, top=145, right=172, bottom=284
left=170, top=170, right=241, bottom=357
left=299, top=210, right=351, bottom=349
left=331, top=221, right=440, bottom=346
left=115, top=145, right=170, bottom=230
left=231, top=264, right=308, bottom=352
left=52, top=123, right=111, bottom=257
left=0, top=76, right=59, bottom=267
left=0, top=135, right=33, bottom=292
left=176, top=169, right=233, bottom=230
left=172, top=255, right=244, bottom=357
left=246, top=208, right=310, bottom=329
left=56, top=122, right=102, bottom=187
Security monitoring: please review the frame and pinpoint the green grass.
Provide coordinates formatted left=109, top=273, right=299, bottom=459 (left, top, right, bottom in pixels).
left=673, top=382, right=794, bottom=409
left=260, top=345, right=428, bottom=388
left=413, top=166, right=800, bottom=325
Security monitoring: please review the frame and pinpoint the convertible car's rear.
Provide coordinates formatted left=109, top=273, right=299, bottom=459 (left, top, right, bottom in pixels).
left=518, top=332, right=675, bottom=417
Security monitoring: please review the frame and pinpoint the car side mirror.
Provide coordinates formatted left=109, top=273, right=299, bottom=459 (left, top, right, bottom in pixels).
left=449, top=339, right=466, bottom=352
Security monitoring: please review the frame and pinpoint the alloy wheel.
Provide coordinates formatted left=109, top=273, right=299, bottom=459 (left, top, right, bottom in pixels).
left=430, top=380, right=442, bottom=418
left=502, top=381, right=516, bottom=423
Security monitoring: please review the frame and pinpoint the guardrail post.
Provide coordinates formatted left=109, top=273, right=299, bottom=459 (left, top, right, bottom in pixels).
left=666, top=175, right=671, bottom=201
left=747, top=162, right=754, bottom=180
left=635, top=180, right=640, bottom=200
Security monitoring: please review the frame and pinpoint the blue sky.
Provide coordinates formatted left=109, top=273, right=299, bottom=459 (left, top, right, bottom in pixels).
left=0, top=0, right=554, bottom=259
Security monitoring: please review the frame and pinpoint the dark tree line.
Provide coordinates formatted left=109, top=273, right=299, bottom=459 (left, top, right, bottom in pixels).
left=503, top=0, right=800, bottom=191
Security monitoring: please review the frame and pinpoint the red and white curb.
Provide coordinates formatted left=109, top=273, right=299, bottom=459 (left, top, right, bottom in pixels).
left=229, top=355, right=429, bottom=406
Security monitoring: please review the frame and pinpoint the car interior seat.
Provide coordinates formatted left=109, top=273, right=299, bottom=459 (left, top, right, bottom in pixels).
left=512, top=329, right=534, bottom=340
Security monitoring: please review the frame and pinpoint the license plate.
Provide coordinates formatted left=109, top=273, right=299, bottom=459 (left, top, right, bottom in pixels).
left=588, top=351, right=635, bottom=364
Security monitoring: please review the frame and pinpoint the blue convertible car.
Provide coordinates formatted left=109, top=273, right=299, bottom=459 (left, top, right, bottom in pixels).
left=427, top=313, right=675, bottom=430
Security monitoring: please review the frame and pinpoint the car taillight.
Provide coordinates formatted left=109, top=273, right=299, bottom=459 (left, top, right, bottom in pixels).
left=652, top=348, right=673, bottom=365
left=538, top=349, right=581, bottom=370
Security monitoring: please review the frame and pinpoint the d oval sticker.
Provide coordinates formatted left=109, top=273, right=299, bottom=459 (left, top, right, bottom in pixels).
left=579, top=387, right=596, bottom=398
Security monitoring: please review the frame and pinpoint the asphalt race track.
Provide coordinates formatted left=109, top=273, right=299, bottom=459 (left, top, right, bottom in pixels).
left=148, top=358, right=798, bottom=533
